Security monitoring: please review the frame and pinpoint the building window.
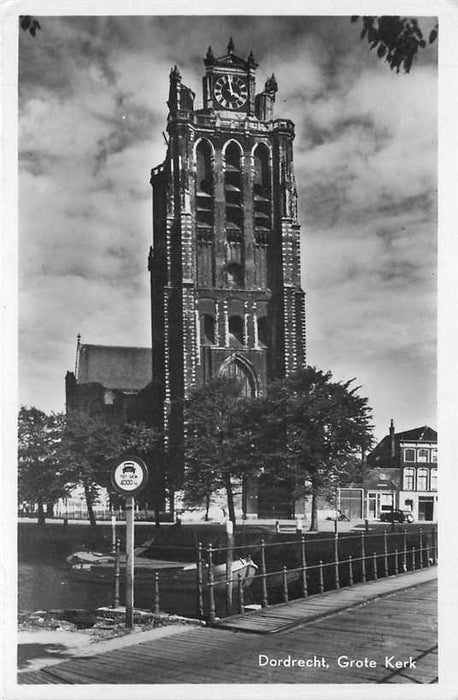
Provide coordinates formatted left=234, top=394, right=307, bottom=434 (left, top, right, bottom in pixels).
left=431, top=468, right=437, bottom=491
left=403, top=467, right=415, bottom=490
left=417, top=467, right=428, bottom=491
left=404, top=448, right=415, bottom=462
left=417, top=448, right=428, bottom=462
left=201, top=314, right=215, bottom=345
left=431, top=448, right=437, bottom=463
left=228, top=315, right=244, bottom=347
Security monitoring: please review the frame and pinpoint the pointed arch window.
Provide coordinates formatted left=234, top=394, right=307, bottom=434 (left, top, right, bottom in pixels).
left=219, top=355, right=258, bottom=397
left=224, top=142, right=243, bottom=235
left=195, top=140, right=214, bottom=230
left=253, top=144, right=271, bottom=234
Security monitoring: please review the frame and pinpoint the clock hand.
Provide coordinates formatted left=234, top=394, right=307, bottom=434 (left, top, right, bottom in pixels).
left=227, top=75, right=235, bottom=96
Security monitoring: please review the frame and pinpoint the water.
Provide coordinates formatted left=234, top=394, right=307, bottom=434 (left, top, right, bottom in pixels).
left=18, top=561, right=225, bottom=618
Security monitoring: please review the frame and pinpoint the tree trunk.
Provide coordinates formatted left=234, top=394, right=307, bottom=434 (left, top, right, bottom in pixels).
left=154, top=509, right=161, bottom=528
left=37, top=500, right=46, bottom=527
left=224, top=473, right=236, bottom=526
left=83, top=481, right=97, bottom=527
left=309, top=487, right=319, bottom=532
left=46, top=501, right=54, bottom=518
left=205, top=493, right=210, bottom=521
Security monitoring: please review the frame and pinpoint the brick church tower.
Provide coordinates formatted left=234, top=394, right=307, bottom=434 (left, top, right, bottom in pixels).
left=149, top=40, right=306, bottom=500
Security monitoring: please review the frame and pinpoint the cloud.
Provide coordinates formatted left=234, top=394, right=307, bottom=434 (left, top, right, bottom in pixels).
left=17, top=15, right=437, bottom=438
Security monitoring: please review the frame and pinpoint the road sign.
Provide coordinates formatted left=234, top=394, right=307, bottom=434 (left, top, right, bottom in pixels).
left=111, top=455, right=148, bottom=496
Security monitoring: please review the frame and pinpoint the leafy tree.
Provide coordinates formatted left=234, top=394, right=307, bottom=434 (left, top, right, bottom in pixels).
left=351, top=16, right=438, bottom=73
left=18, top=407, right=67, bottom=525
left=20, top=16, right=41, bottom=36
left=57, top=412, right=123, bottom=526
left=255, top=367, right=373, bottom=531
left=183, top=376, right=261, bottom=526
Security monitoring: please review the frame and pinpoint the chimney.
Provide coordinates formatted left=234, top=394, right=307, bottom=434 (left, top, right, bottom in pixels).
left=389, top=419, right=395, bottom=459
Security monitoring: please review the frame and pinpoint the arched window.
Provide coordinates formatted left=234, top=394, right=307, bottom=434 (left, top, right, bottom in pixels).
left=219, top=355, right=258, bottom=397
left=224, top=142, right=243, bottom=232
left=228, top=316, right=244, bottom=347
left=431, top=468, right=437, bottom=490
left=196, top=140, right=213, bottom=195
left=254, top=144, right=270, bottom=188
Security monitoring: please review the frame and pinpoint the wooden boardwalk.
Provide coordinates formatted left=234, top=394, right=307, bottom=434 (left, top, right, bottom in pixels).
left=215, top=566, right=437, bottom=633
left=17, top=570, right=437, bottom=685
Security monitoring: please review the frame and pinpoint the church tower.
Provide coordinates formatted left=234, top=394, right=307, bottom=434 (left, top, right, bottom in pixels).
left=149, top=39, right=306, bottom=486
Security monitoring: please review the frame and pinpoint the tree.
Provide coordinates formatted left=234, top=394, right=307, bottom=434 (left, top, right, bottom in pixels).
left=351, top=16, right=438, bottom=73
left=183, top=376, right=260, bottom=526
left=57, top=412, right=123, bottom=526
left=20, top=16, right=41, bottom=37
left=18, top=407, right=67, bottom=525
left=255, top=367, right=373, bottom=531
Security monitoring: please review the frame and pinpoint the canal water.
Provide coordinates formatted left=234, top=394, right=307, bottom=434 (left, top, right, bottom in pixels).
left=18, top=561, right=238, bottom=619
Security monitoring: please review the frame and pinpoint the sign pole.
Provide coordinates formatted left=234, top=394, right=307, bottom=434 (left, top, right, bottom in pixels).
left=110, top=454, right=149, bottom=631
left=125, top=495, right=135, bottom=629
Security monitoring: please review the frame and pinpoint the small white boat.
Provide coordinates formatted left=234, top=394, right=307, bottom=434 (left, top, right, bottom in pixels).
left=169, top=557, right=258, bottom=593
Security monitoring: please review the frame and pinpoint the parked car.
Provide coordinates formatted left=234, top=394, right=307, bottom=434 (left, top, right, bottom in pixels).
left=380, top=509, right=414, bottom=523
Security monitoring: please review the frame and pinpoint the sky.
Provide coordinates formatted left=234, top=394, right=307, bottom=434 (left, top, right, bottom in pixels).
left=17, top=14, right=438, bottom=442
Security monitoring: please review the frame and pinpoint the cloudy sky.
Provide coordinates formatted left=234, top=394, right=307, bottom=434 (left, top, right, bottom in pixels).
left=18, top=14, right=437, bottom=441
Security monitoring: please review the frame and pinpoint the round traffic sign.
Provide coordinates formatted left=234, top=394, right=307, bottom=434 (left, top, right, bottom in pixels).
left=111, top=455, right=148, bottom=496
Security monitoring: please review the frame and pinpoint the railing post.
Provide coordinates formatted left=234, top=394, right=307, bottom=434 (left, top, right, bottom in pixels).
left=238, top=577, right=245, bottom=613
left=361, top=532, right=366, bottom=583
left=412, top=546, right=416, bottom=571
left=394, top=549, right=399, bottom=575
left=348, top=555, right=353, bottom=586
left=282, top=566, right=289, bottom=603
left=373, top=552, right=378, bottom=580
left=426, top=545, right=430, bottom=567
left=154, top=572, right=160, bottom=614
left=197, top=542, right=204, bottom=619
left=113, top=537, right=121, bottom=609
left=383, top=530, right=389, bottom=577
left=260, top=539, right=268, bottom=609
left=300, top=535, right=308, bottom=598
left=208, top=544, right=216, bottom=624
left=403, top=528, right=407, bottom=572
left=334, top=532, right=340, bottom=590
left=419, top=528, right=424, bottom=569
left=319, top=561, right=324, bottom=594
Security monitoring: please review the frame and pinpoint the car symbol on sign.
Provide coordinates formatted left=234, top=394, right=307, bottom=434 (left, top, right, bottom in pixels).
left=122, top=463, right=136, bottom=474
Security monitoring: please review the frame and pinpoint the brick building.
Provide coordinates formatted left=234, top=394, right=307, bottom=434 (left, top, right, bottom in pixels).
left=365, top=421, right=438, bottom=521
left=148, top=40, right=306, bottom=511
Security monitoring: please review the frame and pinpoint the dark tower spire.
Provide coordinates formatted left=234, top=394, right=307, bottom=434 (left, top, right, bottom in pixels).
left=227, top=37, right=234, bottom=53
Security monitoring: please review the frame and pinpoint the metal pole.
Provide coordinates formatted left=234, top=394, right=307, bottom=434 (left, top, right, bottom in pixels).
left=403, top=528, right=407, bottom=572
left=394, top=549, right=399, bottom=575
left=348, top=555, right=353, bottom=586
left=419, top=528, right=424, bottom=569
left=412, top=546, right=416, bottom=571
left=260, top=539, right=268, bottom=609
left=238, top=576, right=245, bottom=613
left=113, top=538, right=120, bottom=608
left=334, top=532, right=340, bottom=589
left=426, top=545, right=430, bottom=567
left=154, top=572, right=160, bottom=614
left=361, top=532, right=366, bottom=583
left=125, top=495, right=134, bottom=629
left=373, top=552, right=378, bottom=580
left=208, top=544, right=216, bottom=623
left=282, top=566, right=289, bottom=603
left=197, top=542, right=204, bottom=619
left=300, top=535, right=308, bottom=598
left=111, top=510, right=116, bottom=554
left=383, top=530, right=389, bottom=577
left=318, top=561, right=324, bottom=594
left=225, top=520, right=234, bottom=614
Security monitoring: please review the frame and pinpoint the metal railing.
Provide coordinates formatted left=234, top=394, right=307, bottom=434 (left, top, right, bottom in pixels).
left=106, top=526, right=437, bottom=623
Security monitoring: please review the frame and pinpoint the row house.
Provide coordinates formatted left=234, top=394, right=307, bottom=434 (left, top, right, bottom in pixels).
left=365, top=422, right=437, bottom=521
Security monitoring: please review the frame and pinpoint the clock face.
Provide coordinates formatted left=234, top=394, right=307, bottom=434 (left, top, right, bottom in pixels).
left=213, top=74, right=248, bottom=110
